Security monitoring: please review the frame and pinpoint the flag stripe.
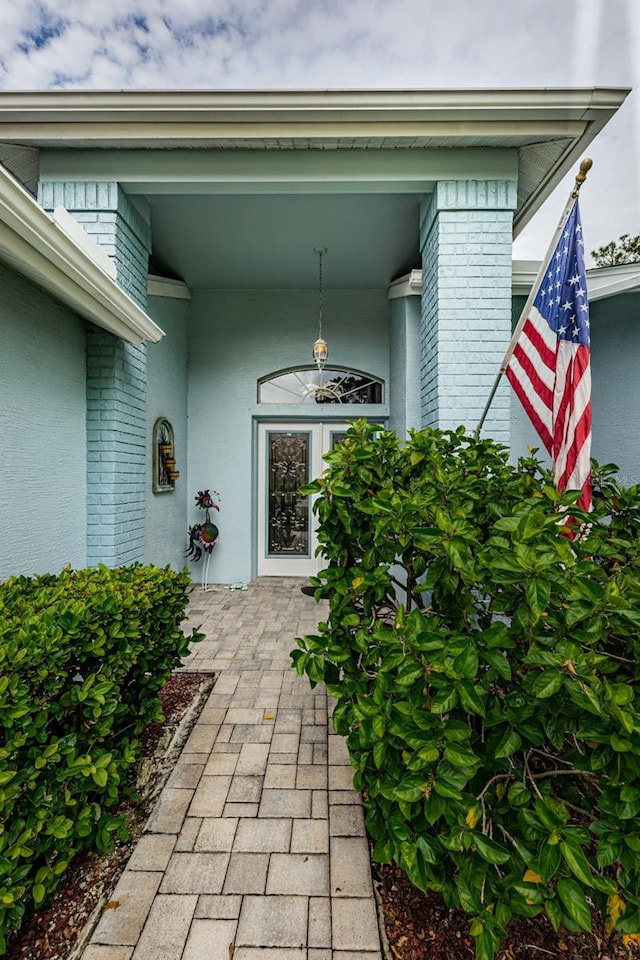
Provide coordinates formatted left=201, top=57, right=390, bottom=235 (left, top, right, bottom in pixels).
left=521, top=314, right=557, bottom=372
left=512, top=341, right=554, bottom=409
left=506, top=363, right=554, bottom=453
left=553, top=345, right=591, bottom=484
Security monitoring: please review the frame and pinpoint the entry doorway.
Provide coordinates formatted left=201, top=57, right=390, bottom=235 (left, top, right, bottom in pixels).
left=257, top=422, right=349, bottom=577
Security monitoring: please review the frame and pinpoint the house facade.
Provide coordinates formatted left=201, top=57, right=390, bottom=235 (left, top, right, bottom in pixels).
left=0, top=88, right=635, bottom=584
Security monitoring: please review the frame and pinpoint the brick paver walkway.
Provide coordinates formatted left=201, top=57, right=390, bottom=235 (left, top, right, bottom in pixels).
left=81, top=578, right=383, bottom=960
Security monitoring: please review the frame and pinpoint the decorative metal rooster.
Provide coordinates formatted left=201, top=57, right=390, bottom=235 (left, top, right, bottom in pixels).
left=186, top=489, right=220, bottom=561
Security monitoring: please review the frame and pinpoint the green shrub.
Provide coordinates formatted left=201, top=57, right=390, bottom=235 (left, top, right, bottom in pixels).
left=0, top=564, right=202, bottom=949
left=292, top=420, right=640, bottom=960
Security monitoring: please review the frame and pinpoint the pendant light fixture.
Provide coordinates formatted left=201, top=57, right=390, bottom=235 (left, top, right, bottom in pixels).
left=312, top=246, right=328, bottom=370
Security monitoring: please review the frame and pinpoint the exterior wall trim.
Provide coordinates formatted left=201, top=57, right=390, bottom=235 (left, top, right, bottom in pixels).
left=0, top=164, right=164, bottom=345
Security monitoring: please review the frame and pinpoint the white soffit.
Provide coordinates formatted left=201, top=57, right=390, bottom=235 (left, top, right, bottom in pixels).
left=0, top=164, right=164, bottom=345
left=0, top=88, right=630, bottom=237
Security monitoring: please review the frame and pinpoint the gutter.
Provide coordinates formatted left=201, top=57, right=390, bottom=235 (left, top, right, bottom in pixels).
left=0, top=87, right=630, bottom=122
left=0, top=164, right=164, bottom=345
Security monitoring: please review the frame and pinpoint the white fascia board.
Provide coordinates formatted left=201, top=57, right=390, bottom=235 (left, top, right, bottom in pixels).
left=0, top=164, right=164, bottom=345
left=388, top=270, right=423, bottom=299
left=147, top=276, right=191, bottom=300
left=390, top=262, right=640, bottom=302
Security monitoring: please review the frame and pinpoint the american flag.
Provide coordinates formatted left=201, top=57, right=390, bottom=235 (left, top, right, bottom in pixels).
left=506, top=200, right=592, bottom=511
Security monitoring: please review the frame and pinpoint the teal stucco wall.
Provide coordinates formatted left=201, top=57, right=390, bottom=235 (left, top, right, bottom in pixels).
left=0, top=262, right=87, bottom=578
left=145, top=293, right=189, bottom=570
left=589, top=293, right=639, bottom=486
left=187, top=287, right=389, bottom=584
left=389, top=295, right=421, bottom=438
left=510, top=292, right=640, bottom=486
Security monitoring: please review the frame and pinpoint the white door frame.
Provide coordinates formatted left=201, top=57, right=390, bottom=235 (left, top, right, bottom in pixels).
left=256, top=422, right=349, bottom=577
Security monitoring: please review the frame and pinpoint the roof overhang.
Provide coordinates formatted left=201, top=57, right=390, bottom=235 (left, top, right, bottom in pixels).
left=390, top=261, right=640, bottom=302
left=0, top=87, right=630, bottom=237
left=512, top=260, right=640, bottom=300
left=0, top=163, right=164, bottom=345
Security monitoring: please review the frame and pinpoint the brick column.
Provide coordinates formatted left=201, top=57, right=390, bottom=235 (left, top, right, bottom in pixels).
left=420, top=180, right=517, bottom=444
left=38, top=181, right=152, bottom=565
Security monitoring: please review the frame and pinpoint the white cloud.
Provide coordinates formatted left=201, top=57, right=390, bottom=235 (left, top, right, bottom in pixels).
left=0, top=0, right=637, bottom=256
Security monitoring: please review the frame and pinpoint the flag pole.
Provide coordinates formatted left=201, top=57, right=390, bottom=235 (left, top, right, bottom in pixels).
left=473, top=158, right=593, bottom=437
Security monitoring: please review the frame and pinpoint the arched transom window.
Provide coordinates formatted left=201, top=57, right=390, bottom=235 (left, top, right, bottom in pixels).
left=258, top=366, right=384, bottom=405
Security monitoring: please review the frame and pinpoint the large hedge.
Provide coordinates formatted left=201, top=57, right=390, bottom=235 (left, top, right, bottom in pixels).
left=0, top=564, right=201, bottom=949
left=292, top=421, right=640, bottom=960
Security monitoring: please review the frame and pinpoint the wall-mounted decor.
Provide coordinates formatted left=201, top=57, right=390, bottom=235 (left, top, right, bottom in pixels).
left=153, top=418, right=178, bottom=493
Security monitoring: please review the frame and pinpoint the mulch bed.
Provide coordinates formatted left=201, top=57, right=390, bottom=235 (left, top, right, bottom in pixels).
left=376, top=862, right=640, bottom=960
left=5, top=672, right=213, bottom=960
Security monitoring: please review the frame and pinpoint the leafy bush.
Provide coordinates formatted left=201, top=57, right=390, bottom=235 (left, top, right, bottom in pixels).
left=0, top=564, right=201, bottom=949
left=292, top=421, right=640, bottom=959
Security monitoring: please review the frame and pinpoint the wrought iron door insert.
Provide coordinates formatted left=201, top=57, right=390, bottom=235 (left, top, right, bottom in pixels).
left=266, top=431, right=311, bottom=557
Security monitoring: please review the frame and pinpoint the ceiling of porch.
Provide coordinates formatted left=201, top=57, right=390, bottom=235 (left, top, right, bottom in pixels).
left=145, top=192, right=421, bottom=289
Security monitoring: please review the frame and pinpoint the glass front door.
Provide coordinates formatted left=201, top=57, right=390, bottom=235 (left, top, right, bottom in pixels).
left=257, top=422, right=348, bottom=577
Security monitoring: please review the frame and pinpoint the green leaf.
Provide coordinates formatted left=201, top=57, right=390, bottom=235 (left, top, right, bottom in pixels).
left=417, top=743, right=440, bottom=763
left=393, top=781, right=425, bottom=803
left=459, top=680, right=485, bottom=716
left=474, top=927, right=496, bottom=960
left=505, top=782, right=531, bottom=810
left=396, top=663, right=424, bottom=686
left=494, top=729, right=522, bottom=759
left=373, top=741, right=386, bottom=769
left=92, top=767, right=108, bottom=788
left=430, top=688, right=459, bottom=714
left=453, top=645, right=479, bottom=680
left=443, top=720, right=472, bottom=743
left=372, top=837, right=394, bottom=862
left=566, top=602, right=592, bottom=628
left=532, top=670, right=564, bottom=699
left=372, top=715, right=386, bottom=739
left=416, top=835, right=440, bottom=865
left=474, top=835, right=511, bottom=865
left=537, top=840, right=561, bottom=881
left=545, top=897, right=563, bottom=931
left=556, top=878, right=592, bottom=932
left=32, top=883, right=46, bottom=905
left=597, top=836, right=621, bottom=867
left=526, top=577, right=551, bottom=619
left=483, top=649, right=512, bottom=680
left=455, top=874, right=482, bottom=913
left=560, top=841, right=594, bottom=887
left=444, top=744, right=479, bottom=769
left=307, top=657, right=325, bottom=684
left=434, top=776, right=464, bottom=800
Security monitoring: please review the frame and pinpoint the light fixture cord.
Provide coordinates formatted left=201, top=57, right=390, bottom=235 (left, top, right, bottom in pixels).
left=317, top=248, right=323, bottom=340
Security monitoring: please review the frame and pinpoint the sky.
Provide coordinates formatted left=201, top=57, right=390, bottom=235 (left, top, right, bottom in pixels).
left=0, top=0, right=638, bottom=263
